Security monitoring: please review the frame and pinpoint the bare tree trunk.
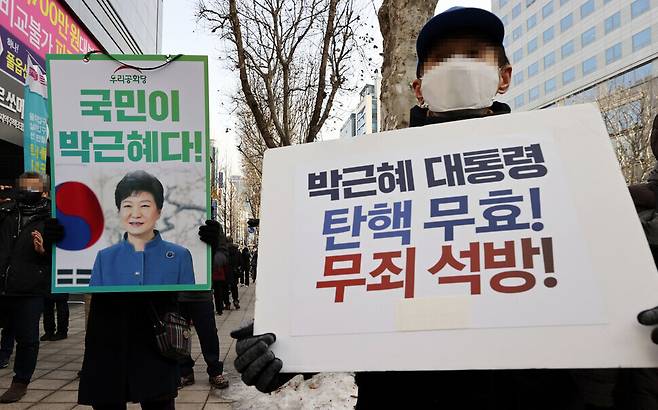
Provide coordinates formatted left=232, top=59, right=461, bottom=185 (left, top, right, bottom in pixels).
left=378, top=0, right=437, bottom=131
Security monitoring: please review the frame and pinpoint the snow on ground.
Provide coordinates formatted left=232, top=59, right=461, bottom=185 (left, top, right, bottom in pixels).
left=222, top=372, right=357, bottom=409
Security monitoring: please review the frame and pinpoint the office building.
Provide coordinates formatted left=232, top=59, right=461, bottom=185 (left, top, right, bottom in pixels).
left=492, top=0, right=657, bottom=111
left=340, top=75, right=382, bottom=138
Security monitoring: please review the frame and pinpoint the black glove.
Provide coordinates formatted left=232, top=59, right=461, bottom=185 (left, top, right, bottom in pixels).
left=43, top=218, right=65, bottom=247
left=231, top=321, right=291, bottom=393
left=199, top=220, right=223, bottom=249
left=638, top=306, right=658, bottom=344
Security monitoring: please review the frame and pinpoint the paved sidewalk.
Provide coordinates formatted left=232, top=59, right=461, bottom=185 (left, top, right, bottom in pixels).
left=0, top=284, right=256, bottom=409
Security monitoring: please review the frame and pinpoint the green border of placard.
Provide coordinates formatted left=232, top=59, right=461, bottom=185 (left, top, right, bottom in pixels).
left=46, top=53, right=212, bottom=293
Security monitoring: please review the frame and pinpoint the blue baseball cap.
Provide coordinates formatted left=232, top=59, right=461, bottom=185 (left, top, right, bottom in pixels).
left=416, top=7, right=505, bottom=78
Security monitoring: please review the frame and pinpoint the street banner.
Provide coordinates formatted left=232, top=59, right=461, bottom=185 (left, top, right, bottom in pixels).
left=23, top=55, right=48, bottom=173
left=0, top=0, right=98, bottom=59
left=0, top=0, right=97, bottom=149
left=0, top=68, right=24, bottom=146
left=255, top=104, right=658, bottom=372
left=47, top=54, right=211, bottom=293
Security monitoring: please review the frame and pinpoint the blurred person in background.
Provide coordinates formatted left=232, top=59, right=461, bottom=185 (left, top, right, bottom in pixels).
left=241, top=246, right=251, bottom=287
left=0, top=173, right=53, bottom=403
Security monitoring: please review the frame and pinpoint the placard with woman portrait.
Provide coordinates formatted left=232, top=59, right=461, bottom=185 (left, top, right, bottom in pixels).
left=47, top=54, right=211, bottom=293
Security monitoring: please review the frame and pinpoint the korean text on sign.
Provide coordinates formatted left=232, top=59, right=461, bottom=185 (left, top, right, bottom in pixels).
left=308, top=145, right=556, bottom=303
left=59, top=88, right=202, bottom=164
left=0, top=0, right=99, bottom=57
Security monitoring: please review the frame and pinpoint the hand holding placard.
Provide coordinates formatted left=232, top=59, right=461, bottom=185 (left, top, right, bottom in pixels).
left=231, top=322, right=287, bottom=393
left=638, top=306, right=658, bottom=344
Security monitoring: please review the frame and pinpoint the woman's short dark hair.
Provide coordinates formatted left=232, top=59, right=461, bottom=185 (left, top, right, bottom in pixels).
left=114, top=170, right=164, bottom=210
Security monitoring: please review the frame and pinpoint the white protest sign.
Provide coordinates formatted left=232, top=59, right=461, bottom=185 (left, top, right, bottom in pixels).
left=255, top=104, right=658, bottom=372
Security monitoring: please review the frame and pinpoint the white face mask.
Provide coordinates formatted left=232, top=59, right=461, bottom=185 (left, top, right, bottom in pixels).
left=420, top=56, right=501, bottom=112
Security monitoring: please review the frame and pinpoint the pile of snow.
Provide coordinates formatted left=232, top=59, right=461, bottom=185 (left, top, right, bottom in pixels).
left=220, top=372, right=357, bottom=409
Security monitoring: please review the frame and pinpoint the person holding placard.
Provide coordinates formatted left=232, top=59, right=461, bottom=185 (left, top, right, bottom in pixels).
left=229, top=7, right=658, bottom=409
left=41, top=217, right=225, bottom=409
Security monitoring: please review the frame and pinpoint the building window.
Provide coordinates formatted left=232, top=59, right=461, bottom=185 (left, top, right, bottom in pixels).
left=542, top=1, right=554, bottom=18
left=543, top=26, right=555, bottom=43
left=526, top=0, right=536, bottom=6
left=528, top=61, right=540, bottom=77
left=560, top=0, right=570, bottom=5
left=632, top=27, right=652, bottom=51
left=529, top=86, right=540, bottom=101
left=513, top=3, right=522, bottom=18
left=604, top=100, right=642, bottom=133
left=514, top=72, right=524, bottom=86
left=502, top=15, right=509, bottom=25
left=544, top=51, right=556, bottom=68
left=631, top=0, right=650, bottom=18
left=607, top=62, right=653, bottom=91
left=528, top=37, right=538, bottom=53
left=527, top=14, right=537, bottom=29
left=513, top=48, right=524, bottom=63
left=605, top=42, right=622, bottom=64
left=562, top=67, right=576, bottom=84
left=499, top=0, right=509, bottom=8
left=561, top=40, right=575, bottom=58
left=580, top=0, right=595, bottom=18
left=513, top=26, right=523, bottom=40
left=514, top=94, right=525, bottom=108
left=581, top=26, right=596, bottom=47
left=560, top=13, right=573, bottom=32
left=604, top=12, right=621, bottom=34
left=545, top=77, right=557, bottom=93
left=582, top=56, right=597, bottom=75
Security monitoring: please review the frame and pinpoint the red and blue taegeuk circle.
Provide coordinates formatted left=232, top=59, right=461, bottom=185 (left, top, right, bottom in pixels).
left=55, top=182, right=104, bottom=251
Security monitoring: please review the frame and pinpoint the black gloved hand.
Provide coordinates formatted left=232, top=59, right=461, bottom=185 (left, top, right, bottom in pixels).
left=638, top=306, right=658, bottom=344
left=43, top=218, right=65, bottom=248
left=231, top=321, right=289, bottom=393
left=199, top=220, right=223, bottom=249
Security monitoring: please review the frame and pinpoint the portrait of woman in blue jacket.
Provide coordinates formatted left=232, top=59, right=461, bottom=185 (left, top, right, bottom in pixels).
left=90, top=170, right=196, bottom=286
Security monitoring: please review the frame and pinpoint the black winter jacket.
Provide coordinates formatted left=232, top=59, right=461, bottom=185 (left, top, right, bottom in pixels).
left=226, top=244, right=241, bottom=283
left=0, top=198, right=51, bottom=296
left=78, top=292, right=180, bottom=405
left=241, top=248, right=250, bottom=271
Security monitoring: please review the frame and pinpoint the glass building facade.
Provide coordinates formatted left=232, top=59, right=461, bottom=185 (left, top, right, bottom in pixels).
left=493, top=0, right=658, bottom=110
left=340, top=79, right=381, bottom=138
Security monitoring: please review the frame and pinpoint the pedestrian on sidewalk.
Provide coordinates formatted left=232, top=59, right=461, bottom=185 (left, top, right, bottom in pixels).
left=178, top=222, right=230, bottom=389
left=41, top=292, right=69, bottom=341
left=0, top=173, right=54, bottom=403
left=250, top=249, right=258, bottom=283
left=177, top=291, right=229, bottom=390
left=212, top=250, right=230, bottom=315
left=228, top=7, right=658, bottom=409
left=227, top=238, right=241, bottom=309
left=241, top=246, right=251, bottom=287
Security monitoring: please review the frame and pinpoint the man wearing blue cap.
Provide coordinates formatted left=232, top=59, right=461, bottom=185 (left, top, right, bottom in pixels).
left=228, top=7, right=658, bottom=409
